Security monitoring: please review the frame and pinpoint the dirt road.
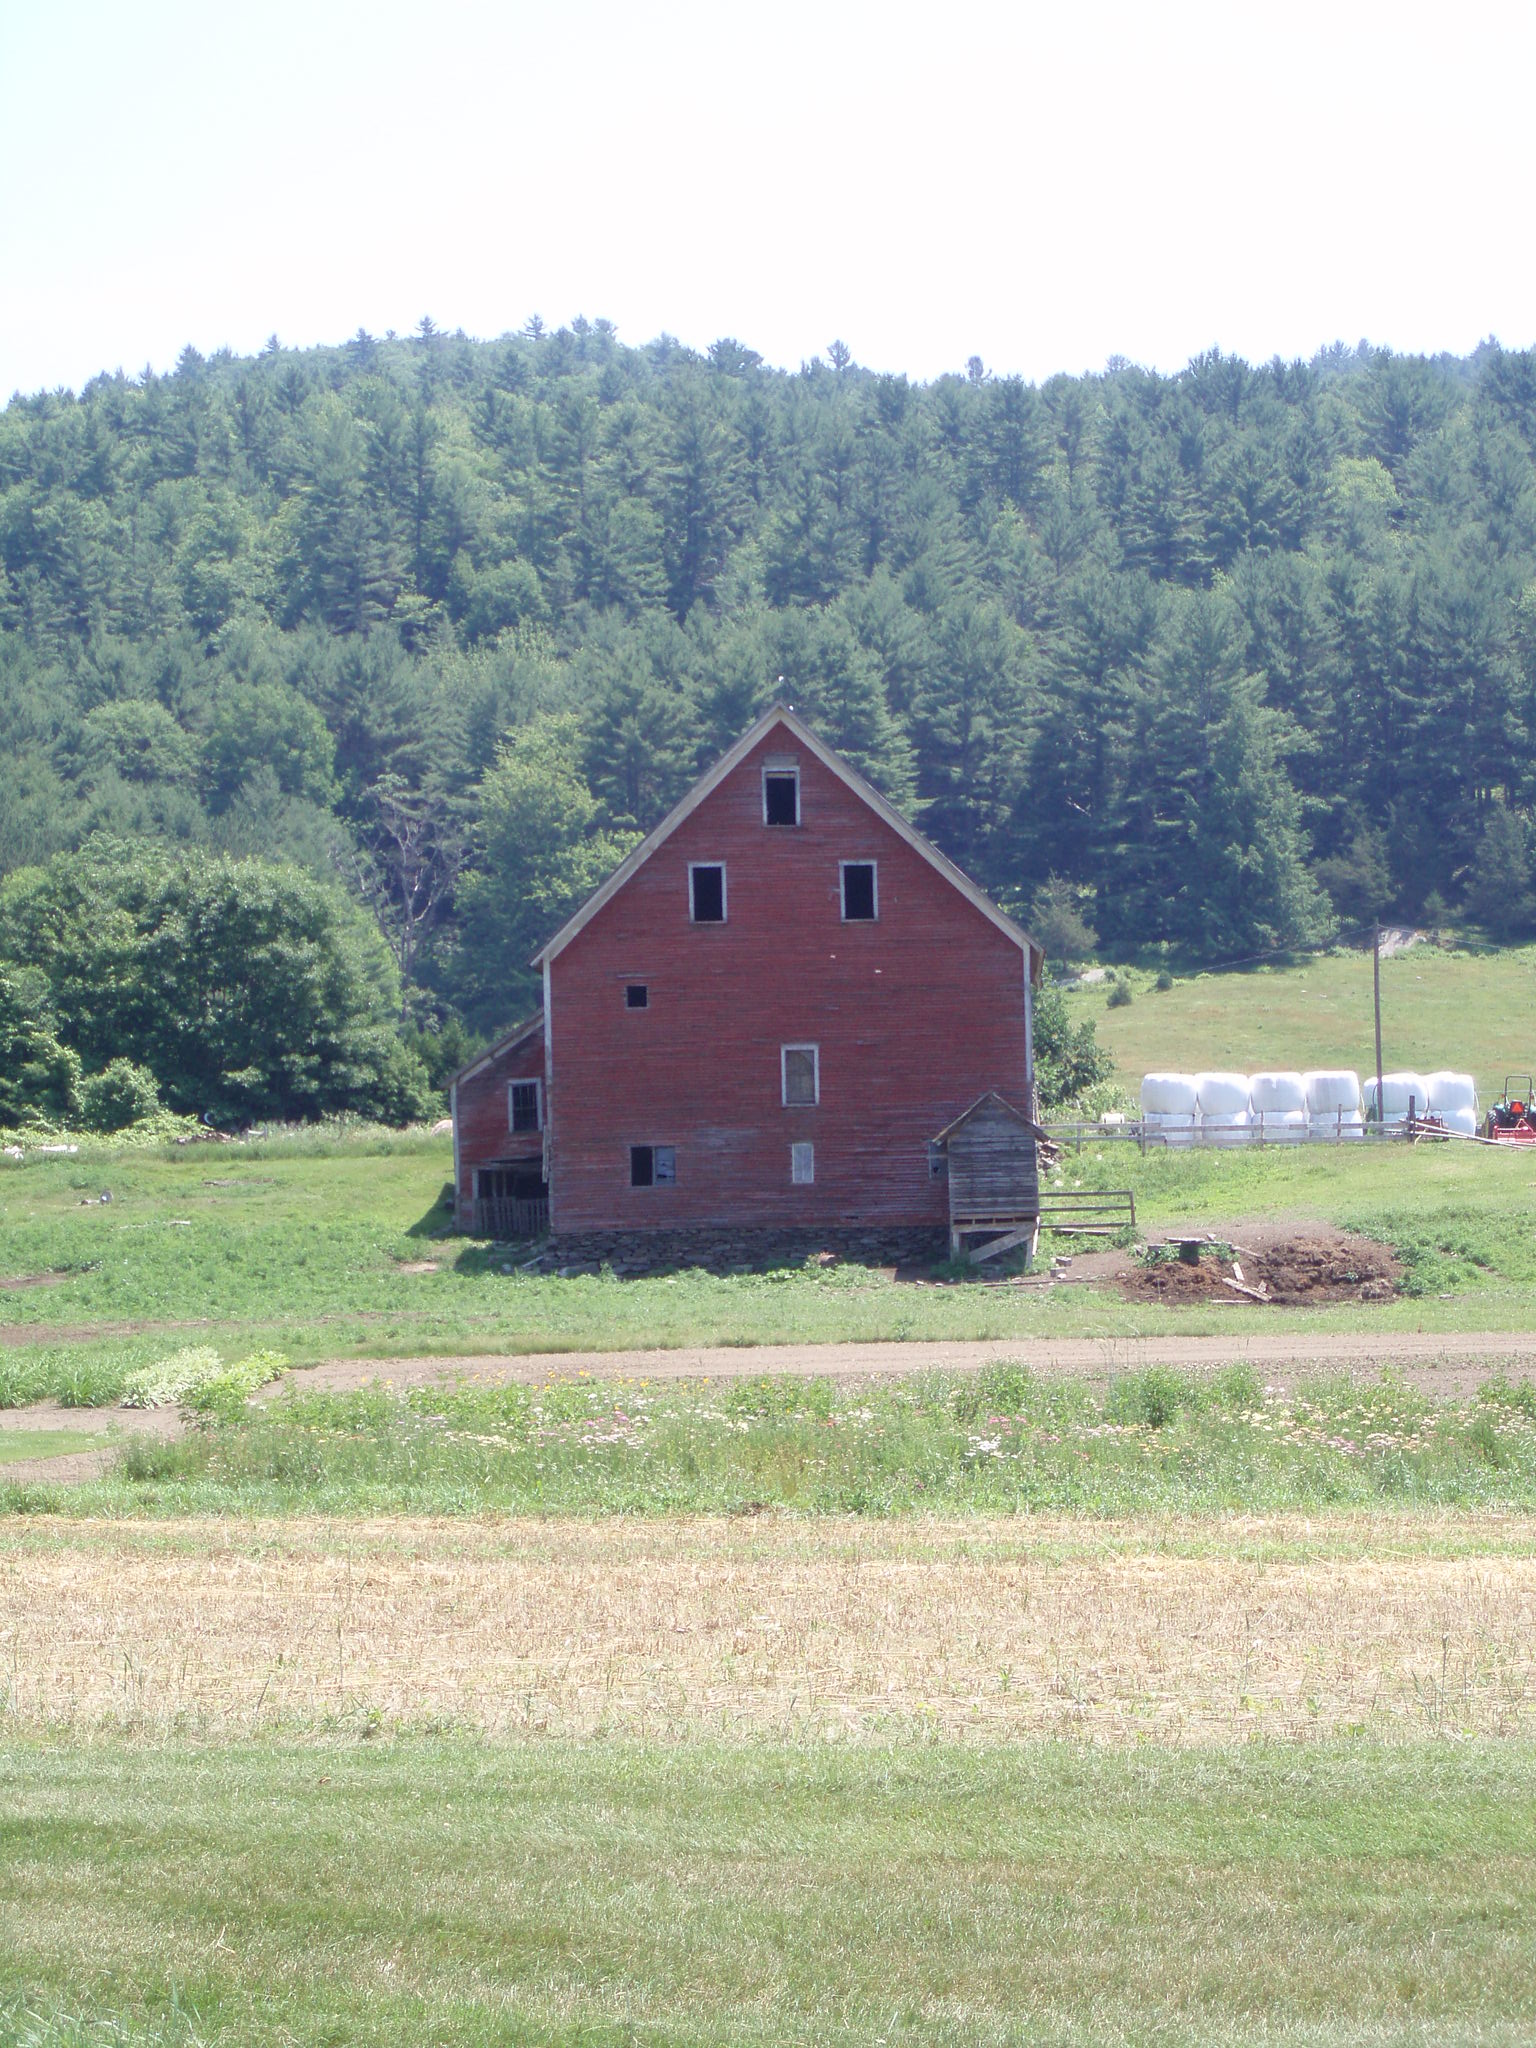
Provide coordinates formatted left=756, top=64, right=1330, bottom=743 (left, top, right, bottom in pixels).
left=277, top=1327, right=1536, bottom=1399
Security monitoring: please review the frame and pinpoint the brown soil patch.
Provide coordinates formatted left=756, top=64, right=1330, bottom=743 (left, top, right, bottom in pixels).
left=0, top=1271, right=69, bottom=1292
left=1121, top=1227, right=1402, bottom=1308
left=3, top=1514, right=1533, bottom=1744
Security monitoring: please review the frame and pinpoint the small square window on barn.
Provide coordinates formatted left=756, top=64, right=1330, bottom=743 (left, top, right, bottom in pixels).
left=763, top=767, right=799, bottom=826
left=781, top=1044, right=819, bottom=1107
left=630, top=1144, right=677, bottom=1188
left=625, top=983, right=648, bottom=1009
left=508, top=1079, right=542, bottom=1132
left=790, top=1141, right=815, bottom=1184
left=689, top=862, right=726, bottom=922
left=840, top=861, right=877, bottom=921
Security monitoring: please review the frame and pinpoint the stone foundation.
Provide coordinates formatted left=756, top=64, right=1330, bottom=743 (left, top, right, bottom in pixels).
left=514, top=1224, right=946, bottom=1276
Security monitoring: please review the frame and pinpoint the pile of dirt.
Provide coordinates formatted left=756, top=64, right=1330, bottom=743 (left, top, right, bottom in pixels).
left=1120, top=1229, right=1402, bottom=1307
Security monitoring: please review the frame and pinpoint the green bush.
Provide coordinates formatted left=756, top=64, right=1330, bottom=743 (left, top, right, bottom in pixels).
left=79, top=1059, right=161, bottom=1133
left=1106, top=980, right=1133, bottom=1009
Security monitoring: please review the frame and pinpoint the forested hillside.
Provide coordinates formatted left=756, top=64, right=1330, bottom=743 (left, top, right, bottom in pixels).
left=4, top=320, right=1536, bottom=1082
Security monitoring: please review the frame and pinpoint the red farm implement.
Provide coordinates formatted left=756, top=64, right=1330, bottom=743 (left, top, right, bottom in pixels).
left=1485, top=1076, right=1536, bottom=1143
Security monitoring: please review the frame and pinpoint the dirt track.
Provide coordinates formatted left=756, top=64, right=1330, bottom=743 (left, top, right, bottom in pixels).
left=274, top=1328, right=1536, bottom=1400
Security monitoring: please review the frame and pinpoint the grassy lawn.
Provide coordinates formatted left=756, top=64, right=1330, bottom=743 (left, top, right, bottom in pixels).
left=4, top=1738, right=1535, bottom=2046
left=6, top=1131, right=1536, bottom=1410
left=1072, top=938, right=1536, bottom=1103
left=0, top=1430, right=111, bottom=1466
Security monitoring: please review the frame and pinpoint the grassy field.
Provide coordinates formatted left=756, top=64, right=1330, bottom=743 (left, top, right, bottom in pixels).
left=8, top=1131, right=1536, bottom=1415
left=10, top=1359, right=1536, bottom=1517
left=1070, top=937, right=1536, bottom=1103
left=4, top=1737, right=1536, bottom=2046
left=8, top=1123, right=1536, bottom=2045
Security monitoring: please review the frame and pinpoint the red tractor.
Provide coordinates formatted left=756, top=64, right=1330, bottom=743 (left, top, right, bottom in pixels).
left=1486, top=1076, right=1536, bottom=1143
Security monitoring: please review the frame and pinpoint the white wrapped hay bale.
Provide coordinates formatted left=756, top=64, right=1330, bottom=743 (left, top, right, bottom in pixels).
left=1308, top=1110, right=1365, bottom=1142
left=1259, top=1110, right=1309, bottom=1143
left=1436, top=1106, right=1478, bottom=1136
left=1303, top=1070, right=1364, bottom=1141
left=1425, top=1071, right=1477, bottom=1118
left=1142, top=1108, right=1196, bottom=1148
left=1250, top=1071, right=1307, bottom=1114
left=1249, top=1072, right=1306, bottom=1140
left=1303, top=1070, right=1362, bottom=1116
left=1195, top=1072, right=1253, bottom=1145
left=1141, top=1073, right=1199, bottom=1116
left=1365, top=1072, right=1430, bottom=1125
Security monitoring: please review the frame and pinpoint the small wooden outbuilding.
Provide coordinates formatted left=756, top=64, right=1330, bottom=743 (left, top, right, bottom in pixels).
left=930, top=1092, right=1043, bottom=1262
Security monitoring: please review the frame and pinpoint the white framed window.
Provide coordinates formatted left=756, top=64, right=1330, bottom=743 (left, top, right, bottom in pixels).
left=689, top=862, right=727, bottom=923
left=790, top=1141, right=815, bottom=1184
left=630, top=1144, right=677, bottom=1188
left=781, top=1043, right=819, bottom=1107
left=840, top=860, right=878, bottom=921
left=625, top=983, right=648, bottom=1009
left=763, top=763, right=800, bottom=826
left=509, top=1079, right=542, bottom=1132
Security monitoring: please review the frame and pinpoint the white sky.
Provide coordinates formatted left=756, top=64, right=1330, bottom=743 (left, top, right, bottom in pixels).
left=3, top=0, right=1533, bottom=398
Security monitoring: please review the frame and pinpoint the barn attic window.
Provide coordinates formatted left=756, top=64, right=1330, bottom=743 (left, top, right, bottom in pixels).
left=763, top=767, right=799, bottom=825
left=689, top=863, right=726, bottom=922
left=841, top=861, right=877, bottom=921
left=625, top=983, right=648, bottom=1009
left=509, top=1080, right=542, bottom=1132
left=630, top=1144, right=676, bottom=1188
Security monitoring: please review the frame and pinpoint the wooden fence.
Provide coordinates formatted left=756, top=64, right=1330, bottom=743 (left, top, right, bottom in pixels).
left=475, top=1195, right=550, bottom=1241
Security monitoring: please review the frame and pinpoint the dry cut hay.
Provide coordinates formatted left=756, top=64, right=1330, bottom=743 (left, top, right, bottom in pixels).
left=3, top=1514, right=1535, bottom=1745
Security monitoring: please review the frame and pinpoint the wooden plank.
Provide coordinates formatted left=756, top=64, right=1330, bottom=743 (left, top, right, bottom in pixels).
left=967, top=1221, right=1037, bottom=1266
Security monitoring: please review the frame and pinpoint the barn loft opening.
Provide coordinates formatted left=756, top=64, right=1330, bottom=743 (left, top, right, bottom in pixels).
left=841, top=862, right=877, bottom=920
left=625, top=983, right=648, bottom=1009
left=764, top=769, right=799, bottom=826
left=690, top=863, right=726, bottom=922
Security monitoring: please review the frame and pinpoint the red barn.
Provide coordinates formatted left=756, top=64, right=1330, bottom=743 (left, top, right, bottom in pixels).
left=451, top=707, right=1042, bottom=1255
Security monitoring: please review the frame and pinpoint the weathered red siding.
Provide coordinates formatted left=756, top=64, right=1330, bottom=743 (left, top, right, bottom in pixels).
left=546, top=727, right=1028, bottom=1232
left=452, top=1020, right=545, bottom=1221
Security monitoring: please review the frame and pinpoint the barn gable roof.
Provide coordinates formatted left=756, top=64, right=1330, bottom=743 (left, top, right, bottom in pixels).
left=447, top=1009, right=544, bottom=1091
left=531, top=706, right=1042, bottom=972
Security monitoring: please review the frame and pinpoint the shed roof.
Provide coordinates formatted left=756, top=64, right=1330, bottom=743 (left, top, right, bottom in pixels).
left=531, top=706, right=1042, bottom=974
left=447, top=1009, right=544, bottom=1091
left=931, top=1091, right=1048, bottom=1146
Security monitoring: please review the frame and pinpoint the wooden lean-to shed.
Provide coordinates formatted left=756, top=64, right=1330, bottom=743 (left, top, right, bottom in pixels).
left=931, top=1092, right=1042, bottom=1262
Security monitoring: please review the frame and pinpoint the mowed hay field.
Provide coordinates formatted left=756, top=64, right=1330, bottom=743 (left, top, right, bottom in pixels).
left=6, top=1513, right=1536, bottom=1744
left=1072, top=938, right=1536, bottom=1104
left=9, top=1118, right=1536, bottom=2040
left=5, top=1513, right=1536, bottom=2046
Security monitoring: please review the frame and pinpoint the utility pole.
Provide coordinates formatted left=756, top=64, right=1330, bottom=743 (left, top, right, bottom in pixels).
left=1373, top=921, right=1385, bottom=1127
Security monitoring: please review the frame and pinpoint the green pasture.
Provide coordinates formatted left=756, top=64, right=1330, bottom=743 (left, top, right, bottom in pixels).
left=5, top=1130, right=1536, bottom=1414
left=1072, top=938, right=1536, bottom=1104
left=4, top=1738, right=1534, bottom=2047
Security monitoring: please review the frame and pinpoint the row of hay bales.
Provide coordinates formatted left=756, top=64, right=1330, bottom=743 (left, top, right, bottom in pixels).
left=1140, top=1070, right=1478, bottom=1145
